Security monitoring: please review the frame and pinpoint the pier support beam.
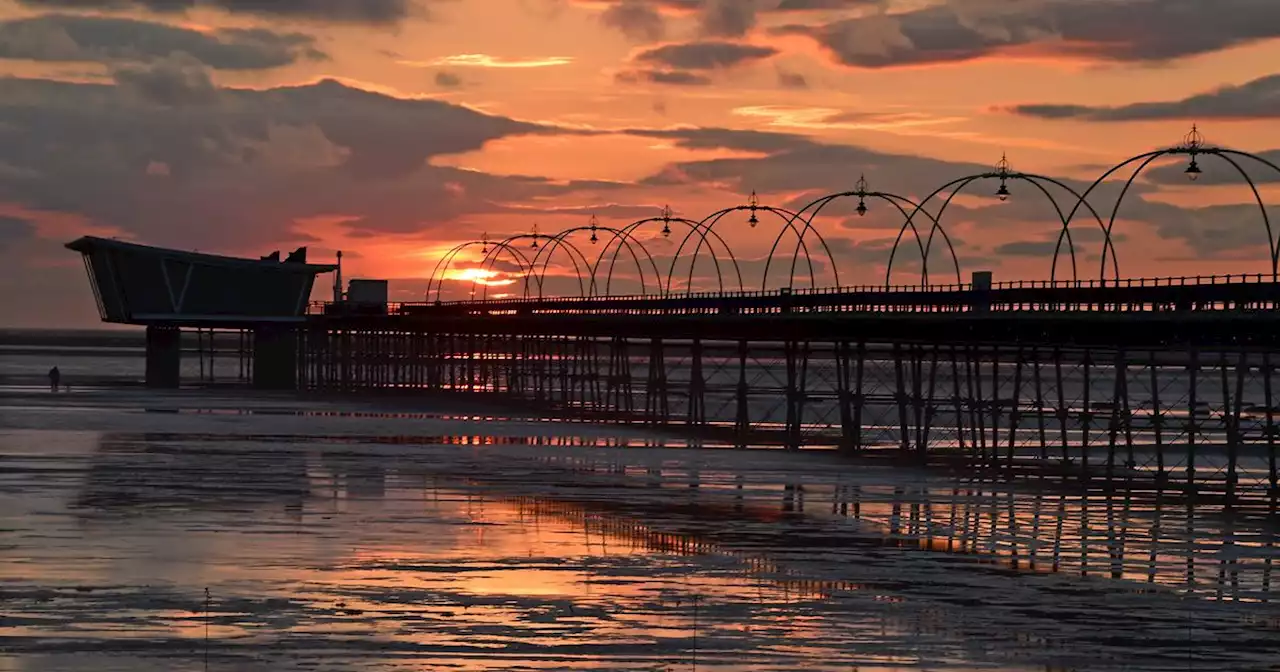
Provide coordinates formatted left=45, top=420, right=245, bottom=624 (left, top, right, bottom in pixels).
left=144, top=325, right=181, bottom=389
left=253, top=326, right=298, bottom=390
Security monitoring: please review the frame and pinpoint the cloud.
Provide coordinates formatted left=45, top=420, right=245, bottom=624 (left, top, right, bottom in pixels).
left=0, top=14, right=324, bottom=69
left=616, top=126, right=1248, bottom=280
left=601, top=0, right=666, bottom=42
left=409, top=54, right=573, bottom=68
left=434, top=70, right=463, bottom=88
left=774, top=0, right=881, bottom=9
left=699, top=0, right=756, bottom=38
left=584, top=0, right=886, bottom=40
left=0, top=215, right=35, bottom=247
left=1009, top=73, right=1280, bottom=121
left=633, top=41, right=777, bottom=69
left=614, top=68, right=712, bottom=85
left=0, top=76, right=584, bottom=254
left=17, top=0, right=412, bottom=24
left=776, top=69, right=807, bottom=88
left=110, top=52, right=220, bottom=105
left=773, top=0, right=1280, bottom=68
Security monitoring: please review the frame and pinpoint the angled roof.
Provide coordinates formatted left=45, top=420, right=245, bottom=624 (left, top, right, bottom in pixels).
left=65, top=236, right=338, bottom=273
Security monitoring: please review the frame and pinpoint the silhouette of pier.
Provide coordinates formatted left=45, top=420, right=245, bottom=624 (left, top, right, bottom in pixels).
left=64, top=129, right=1280, bottom=507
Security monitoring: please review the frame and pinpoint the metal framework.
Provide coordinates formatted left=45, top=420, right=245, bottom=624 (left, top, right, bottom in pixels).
left=1064, top=125, right=1280, bottom=281
left=423, top=126, right=1280, bottom=299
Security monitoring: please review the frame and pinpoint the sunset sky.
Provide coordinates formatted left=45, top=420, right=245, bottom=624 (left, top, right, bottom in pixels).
left=1, top=0, right=1278, bottom=327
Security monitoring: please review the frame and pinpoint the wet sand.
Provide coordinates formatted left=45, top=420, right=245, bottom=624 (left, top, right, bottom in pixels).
left=1, top=386, right=1278, bottom=671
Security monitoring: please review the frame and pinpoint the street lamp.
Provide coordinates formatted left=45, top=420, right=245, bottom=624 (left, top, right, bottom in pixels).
left=748, top=190, right=759, bottom=227
left=994, top=153, right=1011, bottom=201
left=661, top=204, right=672, bottom=237
left=854, top=174, right=868, bottom=216
left=1184, top=124, right=1204, bottom=181
left=589, top=214, right=599, bottom=244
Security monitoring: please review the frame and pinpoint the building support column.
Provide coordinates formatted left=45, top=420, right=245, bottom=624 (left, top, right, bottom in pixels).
left=253, top=326, right=298, bottom=390
left=145, top=325, right=181, bottom=389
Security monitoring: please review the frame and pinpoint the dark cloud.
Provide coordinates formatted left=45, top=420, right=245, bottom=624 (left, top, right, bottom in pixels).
left=434, top=70, right=463, bottom=88
left=0, top=216, right=35, bottom=247
left=629, top=126, right=991, bottom=195
left=993, top=240, right=1060, bottom=257
left=1009, top=73, right=1280, bottom=122
left=773, top=0, right=1280, bottom=68
left=774, top=0, right=881, bottom=9
left=633, top=41, right=777, bottom=69
left=614, top=68, right=713, bottom=85
left=18, top=0, right=411, bottom=24
left=0, top=14, right=324, bottom=69
left=776, top=69, right=807, bottom=88
left=617, top=126, right=1272, bottom=280
left=699, top=0, right=756, bottom=38
left=0, top=76, right=580, bottom=255
left=584, top=0, right=883, bottom=41
left=110, top=53, right=220, bottom=105
left=601, top=0, right=666, bottom=42
left=1148, top=203, right=1276, bottom=259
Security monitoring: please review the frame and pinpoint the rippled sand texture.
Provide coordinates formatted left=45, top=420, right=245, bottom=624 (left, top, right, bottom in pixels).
left=1, top=388, right=1278, bottom=671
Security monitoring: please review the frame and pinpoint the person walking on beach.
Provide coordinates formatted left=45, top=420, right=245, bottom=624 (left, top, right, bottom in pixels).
left=48, top=366, right=60, bottom=392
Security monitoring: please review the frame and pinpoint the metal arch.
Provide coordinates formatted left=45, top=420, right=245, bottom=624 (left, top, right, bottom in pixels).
left=428, top=240, right=523, bottom=302
left=874, top=193, right=955, bottom=287
left=579, top=224, right=666, bottom=297
left=427, top=240, right=534, bottom=303
left=689, top=206, right=814, bottom=294
left=664, top=205, right=813, bottom=294
left=909, top=171, right=1116, bottom=285
left=486, top=233, right=592, bottom=300
left=612, top=216, right=743, bottom=296
left=591, top=225, right=670, bottom=295
left=1078, top=145, right=1280, bottom=282
left=1218, top=148, right=1280, bottom=275
left=475, top=234, right=587, bottom=301
left=529, top=226, right=661, bottom=298
left=425, top=241, right=474, bottom=301
left=889, top=172, right=1112, bottom=287
left=686, top=205, right=822, bottom=294
left=780, top=190, right=931, bottom=288
left=696, top=204, right=824, bottom=293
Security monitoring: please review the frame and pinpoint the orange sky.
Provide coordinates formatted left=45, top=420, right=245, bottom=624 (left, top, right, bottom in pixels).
left=1, top=0, right=1279, bottom=325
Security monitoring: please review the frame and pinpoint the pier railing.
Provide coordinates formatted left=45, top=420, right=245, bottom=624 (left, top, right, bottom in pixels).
left=309, top=274, right=1280, bottom=319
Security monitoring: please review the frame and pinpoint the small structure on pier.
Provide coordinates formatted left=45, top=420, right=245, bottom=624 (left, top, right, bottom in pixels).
left=65, top=236, right=336, bottom=389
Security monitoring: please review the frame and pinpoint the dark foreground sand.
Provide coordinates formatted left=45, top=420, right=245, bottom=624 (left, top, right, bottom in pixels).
left=1, top=386, right=1277, bottom=671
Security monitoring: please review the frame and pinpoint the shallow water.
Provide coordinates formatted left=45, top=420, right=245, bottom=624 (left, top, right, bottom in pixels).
left=1, top=388, right=1278, bottom=671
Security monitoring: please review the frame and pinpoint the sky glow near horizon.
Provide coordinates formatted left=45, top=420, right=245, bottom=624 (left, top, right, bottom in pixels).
left=1, top=0, right=1279, bottom=326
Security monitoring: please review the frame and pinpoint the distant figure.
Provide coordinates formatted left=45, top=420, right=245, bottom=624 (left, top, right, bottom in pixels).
left=48, top=366, right=61, bottom=392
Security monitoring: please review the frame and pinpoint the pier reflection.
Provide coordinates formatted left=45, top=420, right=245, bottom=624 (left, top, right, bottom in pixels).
left=522, top=450, right=1280, bottom=603
left=7, top=431, right=1272, bottom=671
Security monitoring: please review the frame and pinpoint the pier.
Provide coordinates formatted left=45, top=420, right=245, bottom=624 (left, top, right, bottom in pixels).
left=65, top=130, right=1280, bottom=507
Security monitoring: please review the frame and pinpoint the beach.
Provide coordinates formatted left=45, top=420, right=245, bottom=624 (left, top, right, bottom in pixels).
left=1, top=374, right=1278, bottom=671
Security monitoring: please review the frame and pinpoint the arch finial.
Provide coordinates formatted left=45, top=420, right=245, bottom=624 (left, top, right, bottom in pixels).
left=1183, top=123, right=1205, bottom=152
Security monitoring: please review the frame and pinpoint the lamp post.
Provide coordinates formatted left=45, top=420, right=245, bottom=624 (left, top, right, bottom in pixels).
left=995, top=153, right=1011, bottom=201
left=1184, top=124, right=1204, bottom=181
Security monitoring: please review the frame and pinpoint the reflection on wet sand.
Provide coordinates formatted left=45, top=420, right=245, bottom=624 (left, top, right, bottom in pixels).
left=0, top=428, right=1277, bottom=671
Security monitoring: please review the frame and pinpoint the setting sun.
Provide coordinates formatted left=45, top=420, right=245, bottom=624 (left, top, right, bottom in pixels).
left=444, top=267, right=519, bottom=286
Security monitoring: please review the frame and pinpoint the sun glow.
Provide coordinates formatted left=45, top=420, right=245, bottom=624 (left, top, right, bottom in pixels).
left=445, top=267, right=518, bottom=286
